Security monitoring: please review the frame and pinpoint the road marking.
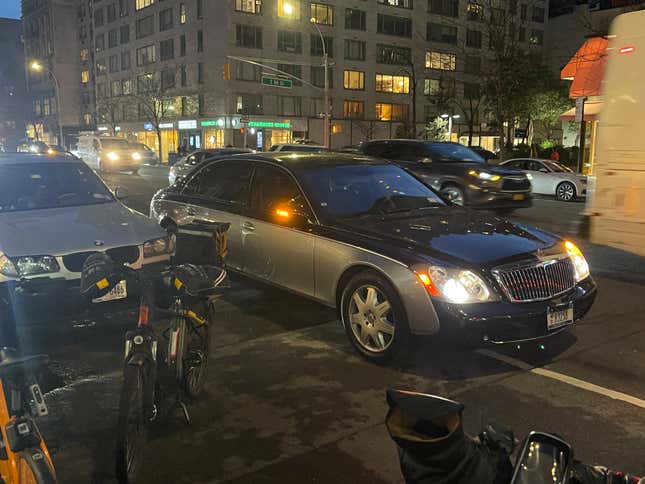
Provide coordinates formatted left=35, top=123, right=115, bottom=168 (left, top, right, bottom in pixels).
left=477, top=349, right=645, bottom=409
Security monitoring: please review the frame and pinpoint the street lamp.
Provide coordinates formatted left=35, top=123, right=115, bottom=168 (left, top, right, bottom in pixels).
left=309, top=18, right=331, bottom=149
left=30, top=61, right=64, bottom=148
left=441, top=113, right=460, bottom=141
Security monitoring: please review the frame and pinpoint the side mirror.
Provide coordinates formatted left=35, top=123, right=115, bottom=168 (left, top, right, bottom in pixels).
left=271, top=206, right=309, bottom=228
left=511, top=432, right=572, bottom=484
left=114, top=186, right=128, bottom=200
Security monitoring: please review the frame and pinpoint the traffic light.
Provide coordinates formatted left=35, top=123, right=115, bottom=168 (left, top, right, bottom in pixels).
left=223, top=63, right=230, bottom=81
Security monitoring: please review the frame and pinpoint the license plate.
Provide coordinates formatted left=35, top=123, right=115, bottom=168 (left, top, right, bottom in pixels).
left=513, top=194, right=525, bottom=200
left=547, top=306, right=573, bottom=330
left=93, top=280, right=127, bottom=303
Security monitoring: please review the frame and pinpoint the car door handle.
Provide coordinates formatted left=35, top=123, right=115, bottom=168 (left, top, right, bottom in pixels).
left=186, top=206, right=197, bottom=216
left=242, top=221, right=255, bottom=232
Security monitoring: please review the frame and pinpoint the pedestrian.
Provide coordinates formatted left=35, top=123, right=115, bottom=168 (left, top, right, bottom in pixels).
left=550, top=148, right=560, bottom=161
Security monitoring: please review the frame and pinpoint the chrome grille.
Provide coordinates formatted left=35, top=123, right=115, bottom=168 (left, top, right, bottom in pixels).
left=494, top=257, right=575, bottom=302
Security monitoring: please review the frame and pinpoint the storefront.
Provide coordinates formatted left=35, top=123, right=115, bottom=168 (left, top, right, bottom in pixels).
left=560, top=37, right=608, bottom=175
left=134, top=122, right=178, bottom=163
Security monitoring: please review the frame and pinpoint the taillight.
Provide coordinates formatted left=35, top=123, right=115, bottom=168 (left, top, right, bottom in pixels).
left=138, top=305, right=150, bottom=325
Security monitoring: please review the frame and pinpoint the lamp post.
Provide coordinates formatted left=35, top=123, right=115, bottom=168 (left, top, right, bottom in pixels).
left=309, top=19, right=331, bottom=148
left=30, top=61, right=64, bottom=147
left=441, top=113, right=460, bottom=141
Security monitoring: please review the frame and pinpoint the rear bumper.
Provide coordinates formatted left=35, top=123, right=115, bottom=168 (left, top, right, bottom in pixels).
left=465, top=186, right=532, bottom=209
left=433, top=277, right=597, bottom=344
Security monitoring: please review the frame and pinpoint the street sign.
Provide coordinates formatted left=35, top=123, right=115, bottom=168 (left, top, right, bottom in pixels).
left=261, top=76, right=292, bottom=89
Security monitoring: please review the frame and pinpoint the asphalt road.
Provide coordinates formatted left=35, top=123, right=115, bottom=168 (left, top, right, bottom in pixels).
left=26, top=166, right=645, bottom=483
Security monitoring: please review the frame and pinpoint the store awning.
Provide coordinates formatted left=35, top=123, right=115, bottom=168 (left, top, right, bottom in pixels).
left=560, top=37, right=608, bottom=98
left=559, top=100, right=603, bottom=121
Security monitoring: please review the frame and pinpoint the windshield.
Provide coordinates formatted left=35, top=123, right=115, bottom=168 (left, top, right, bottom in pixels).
left=426, top=143, right=485, bottom=163
left=542, top=160, right=574, bottom=173
left=0, top=162, right=114, bottom=212
left=100, top=139, right=131, bottom=150
left=297, top=164, right=445, bottom=218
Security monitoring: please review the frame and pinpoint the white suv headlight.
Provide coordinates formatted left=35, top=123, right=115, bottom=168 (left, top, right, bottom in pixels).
left=565, top=241, right=590, bottom=282
left=415, top=264, right=499, bottom=303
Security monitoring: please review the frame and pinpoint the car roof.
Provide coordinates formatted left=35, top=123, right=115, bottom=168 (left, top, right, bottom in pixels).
left=274, top=143, right=327, bottom=148
left=210, top=152, right=387, bottom=171
left=364, top=139, right=462, bottom=145
left=503, top=158, right=551, bottom=163
left=0, top=153, right=80, bottom=165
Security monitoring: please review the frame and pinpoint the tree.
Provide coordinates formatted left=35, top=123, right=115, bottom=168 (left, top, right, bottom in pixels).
left=425, top=116, right=448, bottom=141
left=132, top=71, right=175, bottom=160
left=351, top=119, right=376, bottom=142
left=96, top=95, right=121, bottom=136
left=527, top=84, right=572, bottom=144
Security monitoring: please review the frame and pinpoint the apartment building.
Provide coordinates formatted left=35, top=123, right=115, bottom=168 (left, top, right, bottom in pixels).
left=0, top=18, right=28, bottom=151
left=24, top=0, right=547, bottom=157
left=22, top=0, right=86, bottom=145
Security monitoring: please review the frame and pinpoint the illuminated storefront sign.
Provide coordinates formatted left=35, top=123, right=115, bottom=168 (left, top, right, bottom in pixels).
left=178, top=119, right=198, bottom=130
left=247, top=121, right=291, bottom=129
left=159, top=122, right=174, bottom=129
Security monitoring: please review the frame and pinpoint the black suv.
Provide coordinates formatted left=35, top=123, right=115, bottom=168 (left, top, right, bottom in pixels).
left=361, top=140, right=531, bottom=211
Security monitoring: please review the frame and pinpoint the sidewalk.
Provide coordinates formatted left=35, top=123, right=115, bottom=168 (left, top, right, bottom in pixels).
left=582, top=242, right=645, bottom=285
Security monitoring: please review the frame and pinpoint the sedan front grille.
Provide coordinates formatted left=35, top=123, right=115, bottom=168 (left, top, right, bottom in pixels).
left=63, top=246, right=140, bottom=272
left=494, top=257, right=575, bottom=302
left=502, top=177, right=531, bottom=191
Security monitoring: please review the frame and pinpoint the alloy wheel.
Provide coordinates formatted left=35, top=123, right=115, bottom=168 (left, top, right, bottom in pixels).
left=556, top=182, right=575, bottom=201
left=348, top=285, right=395, bottom=353
left=440, top=186, right=465, bottom=205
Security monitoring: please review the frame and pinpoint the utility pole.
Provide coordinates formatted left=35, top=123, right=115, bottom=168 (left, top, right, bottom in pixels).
left=310, top=19, right=330, bottom=148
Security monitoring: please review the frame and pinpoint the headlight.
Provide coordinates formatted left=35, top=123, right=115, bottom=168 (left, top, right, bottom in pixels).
left=132, top=152, right=141, bottom=161
left=0, top=252, right=18, bottom=277
left=468, top=170, right=501, bottom=182
left=416, top=265, right=498, bottom=303
left=526, top=173, right=533, bottom=180
left=106, top=152, right=119, bottom=161
left=4, top=255, right=59, bottom=276
left=564, top=241, right=589, bottom=282
left=143, top=233, right=176, bottom=258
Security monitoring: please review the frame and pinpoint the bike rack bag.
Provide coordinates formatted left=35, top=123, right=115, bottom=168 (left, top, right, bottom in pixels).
left=173, top=221, right=230, bottom=267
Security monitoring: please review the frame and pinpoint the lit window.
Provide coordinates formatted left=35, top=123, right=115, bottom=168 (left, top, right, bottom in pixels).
left=43, top=98, right=51, bottom=116
left=343, top=100, right=364, bottom=119
left=136, top=45, right=156, bottom=66
left=311, top=3, right=333, bottom=25
left=80, top=48, right=89, bottom=61
left=180, top=3, right=186, bottom=24
left=466, top=2, right=483, bottom=20
left=135, top=0, right=154, bottom=11
left=236, top=0, right=262, bottom=13
left=424, top=78, right=455, bottom=96
left=343, top=70, right=364, bottom=90
left=375, top=73, right=410, bottom=93
left=81, top=70, right=89, bottom=83
left=375, top=102, right=408, bottom=121
left=84, top=113, right=92, bottom=125
left=278, top=0, right=301, bottom=19
left=377, top=0, right=413, bottom=8
left=425, top=51, right=456, bottom=70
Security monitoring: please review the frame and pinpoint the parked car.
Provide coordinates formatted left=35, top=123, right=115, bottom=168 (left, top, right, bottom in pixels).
left=150, top=153, right=596, bottom=362
left=0, top=153, right=174, bottom=325
left=268, top=143, right=328, bottom=153
left=168, top=148, right=253, bottom=185
left=76, top=134, right=143, bottom=174
left=470, top=146, right=498, bottom=161
left=500, top=158, right=587, bottom=202
left=130, top=142, right=158, bottom=165
left=16, top=139, right=50, bottom=154
left=360, top=140, right=532, bottom=212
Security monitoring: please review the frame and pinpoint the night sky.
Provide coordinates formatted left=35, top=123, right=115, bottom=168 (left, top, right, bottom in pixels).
left=0, top=0, right=21, bottom=19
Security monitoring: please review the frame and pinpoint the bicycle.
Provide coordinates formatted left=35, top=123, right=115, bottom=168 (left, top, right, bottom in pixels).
left=0, top=347, right=57, bottom=483
left=80, top=222, right=229, bottom=484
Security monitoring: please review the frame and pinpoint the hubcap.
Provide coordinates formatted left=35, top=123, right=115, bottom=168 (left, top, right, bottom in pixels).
left=557, top=183, right=574, bottom=201
left=348, top=285, right=395, bottom=353
left=441, top=187, right=464, bottom=205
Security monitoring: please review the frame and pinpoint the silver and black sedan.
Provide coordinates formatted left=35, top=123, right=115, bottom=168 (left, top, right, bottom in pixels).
left=168, top=148, right=253, bottom=185
left=150, top=153, right=597, bottom=362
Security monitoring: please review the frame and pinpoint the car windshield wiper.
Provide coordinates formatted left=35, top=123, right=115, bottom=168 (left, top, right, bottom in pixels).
left=379, top=205, right=440, bottom=215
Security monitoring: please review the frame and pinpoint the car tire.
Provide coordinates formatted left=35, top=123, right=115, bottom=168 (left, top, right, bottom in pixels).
left=440, top=183, right=466, bottom=206
left=556, top=182, right=576, bottom=202
left=341, top=270, right=410, bottom=363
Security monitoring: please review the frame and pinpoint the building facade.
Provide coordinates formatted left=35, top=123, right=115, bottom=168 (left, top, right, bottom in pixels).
left=0, top=18, right=28, bottom=151
left=25, top=0, right=548, bottom=158
left=21, top=0, right=87, bottom=146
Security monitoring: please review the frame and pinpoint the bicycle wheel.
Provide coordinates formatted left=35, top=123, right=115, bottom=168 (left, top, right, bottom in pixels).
left=181, top=299, right=212, bottom=399
left=17, top=448, right=57, bottom=483
left=115, top=365, right=148, bottom=484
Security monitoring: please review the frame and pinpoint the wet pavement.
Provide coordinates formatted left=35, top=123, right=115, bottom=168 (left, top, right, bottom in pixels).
left=21, top=166, right=645, bottom=482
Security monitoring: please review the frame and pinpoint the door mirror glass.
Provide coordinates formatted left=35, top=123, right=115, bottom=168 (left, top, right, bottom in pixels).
left=511, top=432, right=572, bottom=484
left=114, top=186, right=128, bottom=200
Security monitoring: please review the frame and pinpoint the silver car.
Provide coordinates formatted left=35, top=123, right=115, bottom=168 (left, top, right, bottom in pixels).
left=0, top=154, right=173, bottom=325
left=151, top=153, right=597, bottom=362
left=500, top=158, right=587, bottom=201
